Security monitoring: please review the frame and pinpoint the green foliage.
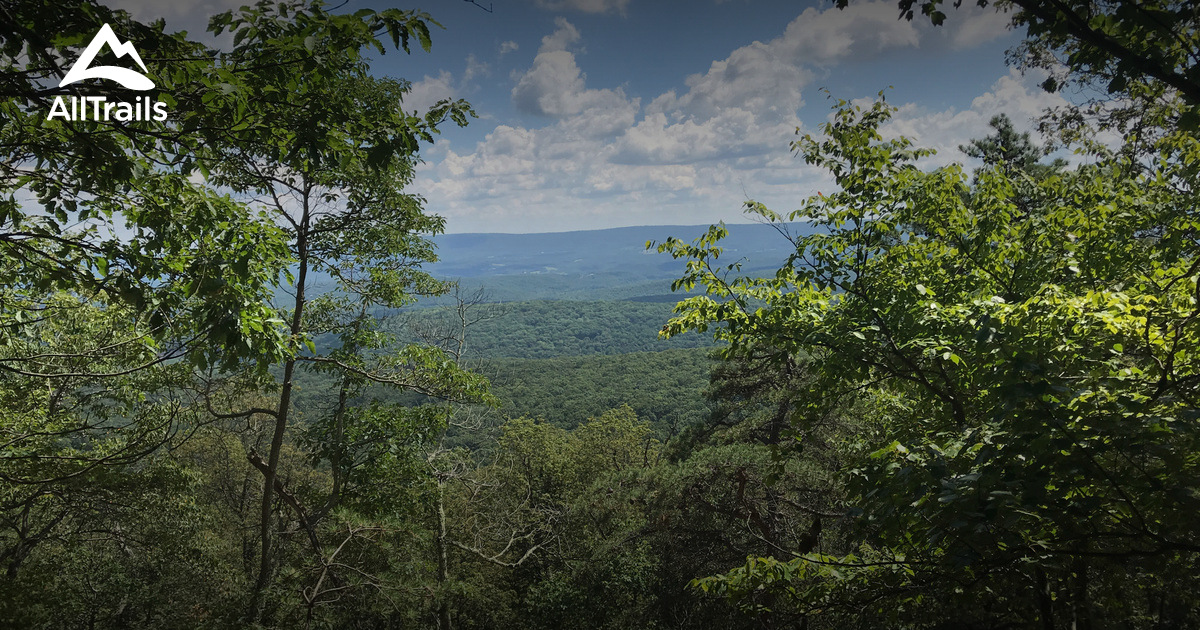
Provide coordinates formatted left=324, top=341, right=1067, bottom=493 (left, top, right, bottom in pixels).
left=869, top=0, right=1200, bottom=141
left=2, top=1, right=489, bottom=625
left=419, top=273, right=690, bottom=303
left=483, top=348, right=713, bottom=437
left=392, top=299, right=717, bottom=360
left=441, top=395, right=853, bottom=630
left=1, top=1, right=294, bottom=371
left=13, top=0, right=1200, bottom=627
left=1, top=343, right=265, bottom=628
left=960, top=113, right=1067, bottom=178
left=660, top=96, right=1200, bottom=625
left=184, top=1, right=490, bottom=620
left=444, top=408, right=667, bottom=630
left=0, top=419, right=252, bottom=629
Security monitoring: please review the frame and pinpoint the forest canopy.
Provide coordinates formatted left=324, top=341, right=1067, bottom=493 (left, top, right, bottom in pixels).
left=2, top=0, right=1199, bottom=628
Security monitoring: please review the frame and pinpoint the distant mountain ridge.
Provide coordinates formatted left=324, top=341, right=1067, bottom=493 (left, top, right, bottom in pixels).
left=429, top=222, right=812, bottom=280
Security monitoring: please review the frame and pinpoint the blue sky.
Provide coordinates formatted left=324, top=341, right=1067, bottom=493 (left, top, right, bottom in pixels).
left=107, top=0, right=1068, bottom=233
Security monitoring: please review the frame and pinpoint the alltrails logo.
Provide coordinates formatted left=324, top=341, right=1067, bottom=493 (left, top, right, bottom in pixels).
left=47, top=24, right=168, bottom=122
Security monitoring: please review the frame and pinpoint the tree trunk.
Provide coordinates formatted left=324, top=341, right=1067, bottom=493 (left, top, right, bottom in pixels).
left=325, top=305, right=366, bottom=516
left=435, top=477, right=452, bottom=630
left=1036, top=567, right=1055, bottom=630
left=248, top=200, right=311, bottom=622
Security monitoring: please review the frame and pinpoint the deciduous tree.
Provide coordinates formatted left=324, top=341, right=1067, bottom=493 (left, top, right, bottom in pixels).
left=663, top=96, right=1200, bottom=626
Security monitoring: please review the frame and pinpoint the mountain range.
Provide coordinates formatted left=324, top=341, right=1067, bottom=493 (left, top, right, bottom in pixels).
left=429, top=222, right=811, bottom=280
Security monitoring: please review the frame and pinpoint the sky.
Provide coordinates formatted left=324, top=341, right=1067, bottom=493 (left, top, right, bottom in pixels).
left=104, top=0, right=1070, bottom=234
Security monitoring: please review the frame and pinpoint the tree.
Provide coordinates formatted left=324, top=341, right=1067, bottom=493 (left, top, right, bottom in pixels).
left=959, top=113, right=1066, bottom=177
left=3, top=0, right=487, bottom=623
left=1, top=6, right=296, bottom=623
left=445, top=408, right=663, bottom=630
left=858, top=0, right=1200, bottom=138
left=873, top=0, right=1200, bottom=102
left=1, top=0, right=292, bottom=370
left=182, top=1, right=486, bottom=619
left=661, top=96, right=1200, bottom=626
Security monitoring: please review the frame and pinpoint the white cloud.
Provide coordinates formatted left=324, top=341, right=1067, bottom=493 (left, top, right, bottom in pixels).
left=499, top=40, right=520, bottom=55
left=463, top=54, right=490, bottom=84
left=618, top=0, right=930, bottom=166
left=533, top=0, right=631, bottom=15
left=101, top=0, right=244, bottom=41
left=403, top=55, right=491, bottom=115
left=404, top=71, right=456, bottom=115
left=614, top=108, right=774, bottom=165
left=775, top=1, right=921, bottom=65
left=880, top=69, right=1069, bottom=168
left=654, top=44, right=814, bottom=122
left=538, top=17, right=582, bottom=53
left=948, top=3, right=1015, bottom=50
left=511, top=18, right=634, bottom=118
left=415, top=4, right=1047, bottom=233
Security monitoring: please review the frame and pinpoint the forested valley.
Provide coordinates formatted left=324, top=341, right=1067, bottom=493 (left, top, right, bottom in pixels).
left=4, top=1, right=1200, bottom=628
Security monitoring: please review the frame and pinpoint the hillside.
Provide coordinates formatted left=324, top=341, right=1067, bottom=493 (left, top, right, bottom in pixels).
left=430, top=222, right=810, bottom=277
left=389, top=299, right=716, bottom=360
left=481, top=347, right=714, bottom=435
left=297, top=298, right=720, bottom=437
left=422, top=222, right=811, bottom=302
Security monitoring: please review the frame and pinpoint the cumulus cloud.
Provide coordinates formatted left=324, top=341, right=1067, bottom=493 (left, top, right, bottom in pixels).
left=415, top=4, right=1044, bottom=233
left=613, top=108, right=772, bottom=166
left=463, top=54, right=490, bottom=84
left=533, top=0, right=631, bottom=15
left=404, top=71, right=457, bottom=115
left=499, top=40, right=520, bottom=55
left=776, top=1, right=921, bottom=65
left=403, top=55, right=490, bottom=115
left=621, top=0, right=930, bottom=163
left=511, top=18, right=634, bottom=118
left=651, top=45, right=814, bottom=122
left=948, top=3, right=1015, bottom=50
left=421, top=72, right=1067, bottom=232
left=538, top=17, right=582, bottom=53
left=880, top=69, right=1069, bottom=168
left=101, top=0, right=244, bottom=41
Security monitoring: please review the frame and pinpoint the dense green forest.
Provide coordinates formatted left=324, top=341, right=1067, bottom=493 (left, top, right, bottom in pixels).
left=302, top=300, right=717, bottom=439
left=481, top=348, right=712, bottom=433
left=392, top=299, right=716, bottom=359
left=4, top=1, right=1200, bottom=629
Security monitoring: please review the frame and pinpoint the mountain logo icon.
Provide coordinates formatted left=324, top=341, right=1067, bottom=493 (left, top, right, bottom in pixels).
left=59, top=23, right=154, bottom=91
